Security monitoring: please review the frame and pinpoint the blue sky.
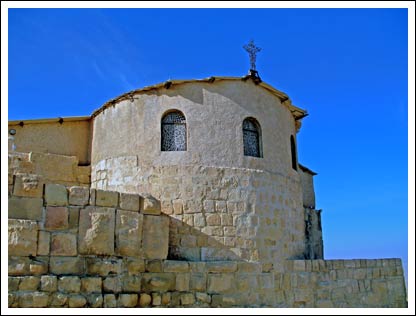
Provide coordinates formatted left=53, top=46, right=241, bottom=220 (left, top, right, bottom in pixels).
left=6, top=6, right=412, bottom=287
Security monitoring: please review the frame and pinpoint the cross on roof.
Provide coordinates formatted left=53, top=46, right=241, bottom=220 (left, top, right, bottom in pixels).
left=243, top=40, right=261, bottom=71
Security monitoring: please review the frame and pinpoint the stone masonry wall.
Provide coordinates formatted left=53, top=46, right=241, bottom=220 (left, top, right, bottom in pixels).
left=8, top=178, right=407, bottom=308
left=91, top=160, right=307, bottom=265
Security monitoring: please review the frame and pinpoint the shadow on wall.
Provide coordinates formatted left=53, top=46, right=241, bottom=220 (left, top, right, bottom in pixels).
left=167, top=216, right=241, bottom=262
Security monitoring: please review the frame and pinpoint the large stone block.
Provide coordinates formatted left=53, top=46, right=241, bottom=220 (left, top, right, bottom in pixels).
left=19, top=276, right=40, bottom=291
left=68, top=295, right=87, bottom=307
left=78, top=206, right=115, bottom=255
left=8, top=197, right=43, bottom=220
left=125, top=258, right=145, bottom=275
left=69, top=186, right=90, bottom=206
left=29, top=258, right=49, bottom=275
left=103, top=276, right=122, bottom=293
left=139, top=293, right=151, bottom=307
left=104, top=294, right=117, bottom=308
left=143, top=196, right=161, bottom=215
left=8, top=219, right=38, bottom=256
left=50, top=233, right=77, bottom=256
left=8, top=256, right=30, bottom=275
left=95, top=189, right=119, bottom=207
left=45, top=183, right=68, bottom=206
left=29, top=152, right=78, bottom=183
left=81, top=277, right=102, bottom=293
left=118, top=294, right=138, bottom=307
left=121, top=274, right=141, bottom=292
left=116, top=210, right=143, bottom=257
left=50, top=257, right=85, bottom=275
left=142, top=215, right=169, bottom=259
left=87, top=294, right=103, bottom=308
left=37, top=231, right=50, bottom=255
left=119, top=193, right=141, bottom=211
left=45, top=206, right=69, bottom=230
left=163, top=260, right=190, bottom=272
left=49, top=292, right=68, bottom=307
left=86, top=258, right=122, bottom=276
left=40, top=275, right=58, bottom=292
left=141, top=273, right=175, bottom=292
left=13, top=173, right=43, bottom=198
left=207, top=274, right=234, bottom=294
left=58, top=276, right=81, bottom=293
left=18, top=292, right=49, bottom=308
left=206, top=261, right=238, bottom=273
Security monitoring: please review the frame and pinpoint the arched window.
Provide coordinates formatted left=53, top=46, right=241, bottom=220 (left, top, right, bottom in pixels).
left=243, top=117, right=262, bottom=158
left=290, top=135, right=297, bottom=170
left=161, top=110, right=187, bottom=151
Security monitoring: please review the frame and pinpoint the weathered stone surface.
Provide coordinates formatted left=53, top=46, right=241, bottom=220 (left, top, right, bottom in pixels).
left=116, top=210, right=143, bottom=257
left=50, top=257, right=84, bottom=275
left=18, top=276, right=40, bottom=291
left=146, top=260, right=163, bottom=272
left=45, top=183, right=68, bottom=206
left=69, top=186, right=90, bottom=206
left=164, top=260, right=190, bottom=272
left=78, top=206, right=115, bottom=255
left=121, top=274, right=141, bottom=292
left=206, top=214, right=221, bottom=226
left=86, top=258, right=122, bottom=276
left=125, top=258, right=145, bottom=275
left=206, top=261, right=238, bottom=273
left=161, top=292, right=171, bottom=305
left=118, top=294, right=138, bottom=307
left=58, top=276, right=81, bottom=293
left=50, top=233, right=77, bottom=256
left=190, top=273, right=207, bottom=291
left=196, top=292, right=211, bottom=304
left=13, top=173, right=43, bottom=198
left=142, top=215, right=169, bottom=259
left=139, top=293, right=152, bottom=307
left=45, top=206, right=69, bottom=230
left=103, top=276, right=122, bottom=293
left=152, top=292, right=161, bottom=306
left=68, top=295, right=87, bottom=307
left=32, top=261, right=49, bottom=276
left=9, top=277, right=20, bottom=291
left=87, top=294, right=103, bottom=307
left=8, top=219, right=38, bottom=256
left=104, top=294, right=117, bottom=308
left=29, top=152, right=78, bottom=183
left=141, top=273, right=175, bottom=292
left=8, top=197, right=43, bottom=220
left=68, top=207, right=80, bottom=229
left=180, top=293, right=195, bottom=305
left=8, top=293, right=16, bottom=308
left=50, top=292, right=68, bottom=307
left=143, top=196, right=161, bottom=215
left=81, top=277, right=102, bottom=293
left=95, top=189, right=119, bottom=207
left=119, top=192, right=141, bottom=211
left=8, top=256, right=30, bottom=275
left=41, top=275, right=58, bottom=292
left=18, top=292, right=49, bottom=308
left=77, top=166, right=91, bottom=184
left=176, top=273, right=190, bottom=291
left=208, top=274, right=234, bottom=293
left=37, top=230, right=50, bottom=255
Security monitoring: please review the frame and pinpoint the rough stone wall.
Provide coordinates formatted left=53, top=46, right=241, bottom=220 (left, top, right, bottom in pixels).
left=299, top=167, right=315, bottom=209
left=8, top=152, right=90, bottom=196
left=7, top=168, right=407, bottom=308
left=91, top=162, right=306, bottom=264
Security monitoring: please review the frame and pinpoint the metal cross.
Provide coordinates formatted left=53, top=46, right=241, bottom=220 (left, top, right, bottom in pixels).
left=243, top=40, right=261, bottom=71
